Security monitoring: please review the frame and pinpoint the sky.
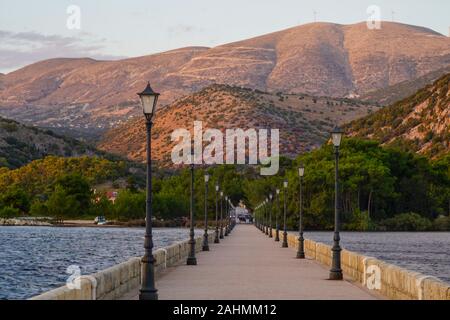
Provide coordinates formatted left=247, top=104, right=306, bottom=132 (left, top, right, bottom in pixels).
left=0, top=0, right=449, bottom=73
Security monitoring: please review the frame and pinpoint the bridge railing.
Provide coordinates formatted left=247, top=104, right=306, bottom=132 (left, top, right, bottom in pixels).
left=278, top=231, right=450, bottom=300
left=30, top=230, right=217, bottom=300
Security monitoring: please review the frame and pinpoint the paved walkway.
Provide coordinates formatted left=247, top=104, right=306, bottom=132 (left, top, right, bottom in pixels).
left=125, top=224, right=379, bottom=300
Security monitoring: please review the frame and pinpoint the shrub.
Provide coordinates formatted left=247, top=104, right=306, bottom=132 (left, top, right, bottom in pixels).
left=380, top=212, right=432, bottom=231
left=29, top=200, right=48, bottom=217
left=0, top=206, right=20, bottom=218
left=432, top=215, right=450, bottom=231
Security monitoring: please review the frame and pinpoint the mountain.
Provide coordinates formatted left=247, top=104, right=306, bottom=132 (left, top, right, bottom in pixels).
left=98, top=85, right=377, bottom=165
left=346, top=73, right=450, bottom=158
left=0, top=22, right=448, bottom=137
left=0, top=117, right=99, bottom=168
left=360, top=66, right=450, bottom=106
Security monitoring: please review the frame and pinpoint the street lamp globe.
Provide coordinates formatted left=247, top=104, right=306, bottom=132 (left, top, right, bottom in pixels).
left=331, top=126, right=344, bottom=147
left=269, top=193, right=273, bottom=200
left=299, top=163, right=305, bottom=177
left=276, top=189, right=280, bottom=195
left=284, top=180, right=288, bottom=189
left=205, top=174, right=210, bottom=183
left=138, top=82, right=160, bottom=121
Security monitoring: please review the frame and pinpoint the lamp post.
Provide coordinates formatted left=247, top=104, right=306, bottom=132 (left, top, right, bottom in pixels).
left=262, top=201, right=266, bottom=234
left=282, top=180, right=288, bottom=248
left=138, top=82, right=159, bottom=301
left=275, top=189, right=280, bottom=241
left=202, top=173, right=210, bottom=251
left=228, top=200, right=232, bottom=231
left=269, top=193, right=273, bottom=238
left=220, top=191, right=224, bottom=239
left=224, top=196, right=229, bottom=236
left=186, top=162, right=197, bottom=265
left=330, top=126, right=344, bottom=280
left=214, top=184, right=220, bottom=243
left=297, top=163, right=305, bottom=259
left=265, top=198, right=269, bottom=236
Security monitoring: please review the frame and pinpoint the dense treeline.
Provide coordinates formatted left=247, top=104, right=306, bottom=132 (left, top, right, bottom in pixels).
left=245, top=139, right=450, bottom=231
left=0, top=139, right=449, bottom=231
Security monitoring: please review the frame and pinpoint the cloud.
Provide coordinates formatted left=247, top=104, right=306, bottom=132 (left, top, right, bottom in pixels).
left=0, top=30, right=126, bottom=73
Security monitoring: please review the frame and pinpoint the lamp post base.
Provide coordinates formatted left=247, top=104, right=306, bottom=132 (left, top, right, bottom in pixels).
left=329, top=270, right=343, bottom=280
left=202, top=234, right=209, bottom=251
left=275, top=229, right=280, bottom=241
left=296, top=252, right=305, bottom=259
left=139, top=290, right=158, bottom=300
left=186, top=257, right=197, bottom=265
left=297, top=235, right=305, bottom=258
left=282, top=232, right=288, bottom=247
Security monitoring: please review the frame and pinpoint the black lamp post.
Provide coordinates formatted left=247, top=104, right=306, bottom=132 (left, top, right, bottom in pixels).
left=297, top=163, right=305, bottom=259
left=219, top=191, right=224, bottom=239
left=265, top=198, right=269, bottom=236
left=138, top=82, right=159, bottom=301
left=329, top=126, right=344, bottom=280
left=282, top=180, right=288, bottom=248
left=202, top=173, right=210, bottom=251
left=262, top=202, right=266, bottom=234
left=187, top=163, right=197, bottom=265
left=275, top=189, right=280, bottom=241
left=214, top=184, right=220, bottom=243
left=269, top=193, right=273, bottom=238
left=224, top=196, right=229, bottom=236
left=228, top=198, right=233, bottom=232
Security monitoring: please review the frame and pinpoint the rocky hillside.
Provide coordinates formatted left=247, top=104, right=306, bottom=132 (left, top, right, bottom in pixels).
left=346, top=73, right=450, bottom=158
left=361, top=66, right=450, bottom=106
left=98, top=85, right=377, bottom=166
left=0, top=22, right=448, bottom=137
left=0, top=117, right=98, bottom=168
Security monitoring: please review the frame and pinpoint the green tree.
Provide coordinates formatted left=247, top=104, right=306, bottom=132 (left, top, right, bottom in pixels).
left=0, top=206, right=20, bottom=218
left=113, top=190, right=145, bottom=221
left=46, top=186, right=79, bottom=220
left=0, top=185, right=31, bottom=213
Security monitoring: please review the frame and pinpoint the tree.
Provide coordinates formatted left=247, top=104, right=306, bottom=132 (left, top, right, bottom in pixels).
left=113, top=190, right=145, bottom=221
left=45, top=186, right=79, bottom=221
left=90, top=193, right=114, bottom=219
left=0, top=206, right=20, bottom=218
left=54, top=174, right=92, bottom=213
left=0, top=185, right=31, bottom=213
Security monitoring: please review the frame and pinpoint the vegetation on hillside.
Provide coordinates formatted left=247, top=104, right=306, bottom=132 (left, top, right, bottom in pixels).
left=0, top=117, right=100, bottom=168
left=346, top=73, right=450, bottom=159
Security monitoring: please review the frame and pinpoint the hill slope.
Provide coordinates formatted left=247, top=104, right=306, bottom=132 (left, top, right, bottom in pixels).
left=98, top=85, right=377, bottom=165
left=0, top=22, right=448, bottom=137
left=360, top=66, right=450, bottom=106
left=0, top=117, right=98, bottom=168
left=346, top=73, right=450, bottom=158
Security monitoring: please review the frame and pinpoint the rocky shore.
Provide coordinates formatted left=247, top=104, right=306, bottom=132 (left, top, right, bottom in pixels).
left=0, top=218, right=52, bottom=226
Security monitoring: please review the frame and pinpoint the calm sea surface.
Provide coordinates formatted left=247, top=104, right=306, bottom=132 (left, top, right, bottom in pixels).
left=1, top=227, right=449, bottom=299
left=293, top=231, right=450, bottom=284
left=0, top=226, right=201, bottom=299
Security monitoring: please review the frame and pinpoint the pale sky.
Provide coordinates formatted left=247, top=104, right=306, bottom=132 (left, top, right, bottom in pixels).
left=0, top=0, right=449, bottom=73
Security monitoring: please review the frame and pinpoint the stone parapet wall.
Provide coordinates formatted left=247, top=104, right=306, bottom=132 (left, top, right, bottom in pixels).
left=31, top=231, right=216, bottom=300
left=282, top=232, right=450, bottom=300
